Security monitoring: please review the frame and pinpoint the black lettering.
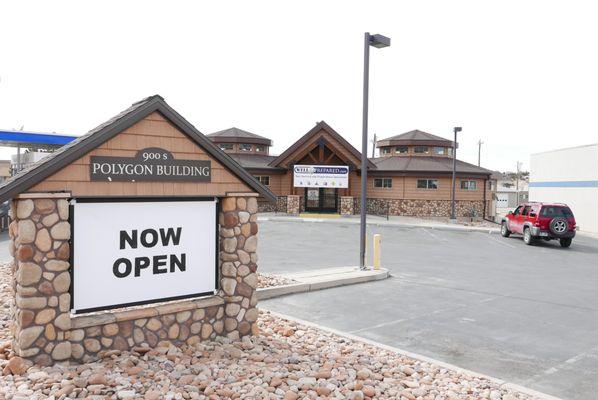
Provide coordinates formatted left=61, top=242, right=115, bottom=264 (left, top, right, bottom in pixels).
left=153, top=255, right=168, bottom=274
left=120, top=230, right=137, bottom=249
left=170, top=253, right=186, bottom=272
left=113, top=258, right=132, bottom=278
left=160, top=227, right=182, bottom=246
left=134, top=257, right=150, bottom=277
left=140, top=229, right=158, bottom=247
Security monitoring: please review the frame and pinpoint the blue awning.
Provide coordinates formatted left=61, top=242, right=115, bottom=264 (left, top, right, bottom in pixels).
left=0, top=130, right=77, bottom=147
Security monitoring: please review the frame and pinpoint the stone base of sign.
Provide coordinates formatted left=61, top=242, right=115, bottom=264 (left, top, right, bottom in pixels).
left=286, top=195, right=301, bottom=215
left=9, top=193, right=260, bottom=365
left=339, top=196, right=354, bottom=215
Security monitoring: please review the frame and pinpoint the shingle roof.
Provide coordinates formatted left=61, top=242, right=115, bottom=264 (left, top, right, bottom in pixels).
left=377, top=130, right=454, bottom=147
left=207, top=127, right=272, bottom=146
left=380, top=130, right=452, bottom=142
left=228, top=154, right=283, bottom=171
left=0, top=95, right=276, bottom=202
left=370, top=156, right=492, bottom=175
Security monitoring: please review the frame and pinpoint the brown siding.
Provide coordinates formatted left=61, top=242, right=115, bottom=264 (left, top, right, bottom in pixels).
left=346, top=175, right=487, bottom=202
left=29, top=112, right=253, bottom=197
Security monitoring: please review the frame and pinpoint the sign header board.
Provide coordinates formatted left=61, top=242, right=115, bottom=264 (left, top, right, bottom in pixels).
left=293, top=165, right=349, bottom=188
left=72, top=198, right=217, bottom=313
left=90, top=147, right=211, bottom=183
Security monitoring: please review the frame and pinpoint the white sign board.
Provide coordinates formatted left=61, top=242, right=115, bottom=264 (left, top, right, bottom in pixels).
left=293, top=165, right=349, bottom=188
left=72, top=199, right=217, bottom=313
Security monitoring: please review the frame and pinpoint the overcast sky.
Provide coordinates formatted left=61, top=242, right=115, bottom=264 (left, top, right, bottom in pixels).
left=1, top=1, right=597, bottom=172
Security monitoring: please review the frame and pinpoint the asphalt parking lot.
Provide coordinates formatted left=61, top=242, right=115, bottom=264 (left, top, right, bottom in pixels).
left=259, top=220, right=598, bottom=400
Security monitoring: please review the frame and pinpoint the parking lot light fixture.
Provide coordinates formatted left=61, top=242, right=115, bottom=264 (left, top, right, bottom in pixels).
left=360, top=32, right=391, bottom=269
left=450, top=126, right=462, bottom=221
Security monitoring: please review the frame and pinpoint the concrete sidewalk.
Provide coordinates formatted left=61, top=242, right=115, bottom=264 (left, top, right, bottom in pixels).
left=257, top=266, right=389, bottom=300
left=258, top=213, right=501, bottom=234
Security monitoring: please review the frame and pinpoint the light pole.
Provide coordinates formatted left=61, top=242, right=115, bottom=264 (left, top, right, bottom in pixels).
left=450, top=126, right=462, bottom=221
left=360, top=32, right=390, bottom=269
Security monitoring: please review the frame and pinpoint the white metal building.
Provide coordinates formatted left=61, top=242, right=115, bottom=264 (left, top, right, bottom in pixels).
left=530, top=143, right=598, bottom=234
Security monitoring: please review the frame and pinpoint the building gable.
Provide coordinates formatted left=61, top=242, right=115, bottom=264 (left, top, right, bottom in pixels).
left=269, top=121, right=375, bottom=169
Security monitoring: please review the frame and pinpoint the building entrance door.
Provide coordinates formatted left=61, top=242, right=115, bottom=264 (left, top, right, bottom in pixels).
left=304, top=188, right=338, bottom=213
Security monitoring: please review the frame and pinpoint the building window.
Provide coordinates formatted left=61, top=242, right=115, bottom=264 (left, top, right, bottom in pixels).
left=460, top=180, right=477, bottom=190
left=219, top=143, right=233, bottom=151
left=447, top=147, right=454, bottom=156
left=255, top=145, right=266, bottom=152
left=434, top=147, right=445, bottom=155
left=414, top=146, right=429, bottom=154
left=255, top=176, right=270, bottom=186
left=395, top=146, right=408, bottom=154
left=374, top=178, right=392, bottom=188
left=417, top=179, right=438, bottom=189
left=240, top=144, right=252, bottom=151
left=381, top=147, right=391, bottom=155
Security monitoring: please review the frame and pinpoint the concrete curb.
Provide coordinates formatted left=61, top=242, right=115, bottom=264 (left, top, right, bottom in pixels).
left=258, top=215, right=501, bottom=235
left=257, top=268, right=390, bottom=300
left=263, top=309, right=562, bottom=400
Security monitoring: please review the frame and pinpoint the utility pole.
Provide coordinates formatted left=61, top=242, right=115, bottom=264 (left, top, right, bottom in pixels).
left=477, top=139, right=483, bottom=167
left=370, top=133, right=377, bottom=158
left=516, top=161, right=522, bottom=204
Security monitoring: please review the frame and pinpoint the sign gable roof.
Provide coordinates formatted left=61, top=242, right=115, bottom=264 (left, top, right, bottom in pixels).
left=0, top=95, right=276, bottom=202
left=269, top=121, right=376, bottom=169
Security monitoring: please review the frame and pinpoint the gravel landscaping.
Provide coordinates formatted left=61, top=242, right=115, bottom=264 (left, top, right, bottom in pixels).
left=0, top=261, right=539, bottom=399
left=258, top=274, right=297, bottom=289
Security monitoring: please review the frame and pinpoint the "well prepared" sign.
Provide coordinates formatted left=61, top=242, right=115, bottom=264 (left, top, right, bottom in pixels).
left=72, top=198, right=217, bottom=313
left=293, top=165, right=349, bottom=188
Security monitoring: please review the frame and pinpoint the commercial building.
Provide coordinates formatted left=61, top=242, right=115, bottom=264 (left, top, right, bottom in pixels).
left=530, top=143, right=598, bottom=234
left=207, top=122, right=492, bottom=218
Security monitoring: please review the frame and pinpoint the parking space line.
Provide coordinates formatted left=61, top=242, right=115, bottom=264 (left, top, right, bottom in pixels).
left=486, top=234, right=518, bottom=249
left=420, top=228, right=449, bottom=242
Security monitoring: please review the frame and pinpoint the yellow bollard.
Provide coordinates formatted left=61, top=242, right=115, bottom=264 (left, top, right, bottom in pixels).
left=373, top=234, right=381, bottom=270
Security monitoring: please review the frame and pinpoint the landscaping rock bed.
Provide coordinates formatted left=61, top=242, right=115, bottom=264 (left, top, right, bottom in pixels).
left=258, top=273, right=297, bottom=289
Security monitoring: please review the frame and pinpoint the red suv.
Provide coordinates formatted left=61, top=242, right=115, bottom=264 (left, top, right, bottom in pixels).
left=501, top=202, right=577, bottom=247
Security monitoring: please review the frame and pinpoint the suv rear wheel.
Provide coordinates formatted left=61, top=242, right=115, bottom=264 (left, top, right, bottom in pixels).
left=559, top=237, right=572, bottom=248
left=523, top=227, right=533, bottom=245
left=501, top=221, right=511, bottom=237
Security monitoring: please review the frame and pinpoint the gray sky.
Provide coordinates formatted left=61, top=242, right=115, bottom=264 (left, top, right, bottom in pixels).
left=1, top=0, right=597, bottom=172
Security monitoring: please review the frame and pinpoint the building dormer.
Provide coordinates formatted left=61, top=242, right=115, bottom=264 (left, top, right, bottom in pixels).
left=376, top=130, right=454, bottom=157
left=206, top=127, right=272, bottom=155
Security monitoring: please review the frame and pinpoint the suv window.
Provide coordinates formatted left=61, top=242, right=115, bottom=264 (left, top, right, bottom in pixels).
left=541, top=206, right=573, bottom=218
left=513, top=206, right=523, bottom=215
left=522, top=206, right=531, bottom=216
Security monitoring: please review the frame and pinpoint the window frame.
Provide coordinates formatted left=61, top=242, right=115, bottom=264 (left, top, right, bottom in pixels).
left=239, top=144, right=252, bottom=152
left=414, top=146, right=429, bottom=154
left=255, top=175, right=270, bottom=186
left=381, top=147, right=391, bottom=155
left=219, top=143, right=233, bottom=151
left=255, top=145, right=266, bottom=152
left=434, top=147, right=445, bottom=155
left=460, top=180, right=477, bottom=190
left=395, top=146, right=408, bottom=154
left=417, top=179, right=439, bottom=189
left=373, top=178, right=392, bottom=189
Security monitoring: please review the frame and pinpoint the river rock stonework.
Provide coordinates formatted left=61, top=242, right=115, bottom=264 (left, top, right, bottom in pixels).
left=9, top=194, right=260, bottom=365
left=351, top=197, right=487, bottom=219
